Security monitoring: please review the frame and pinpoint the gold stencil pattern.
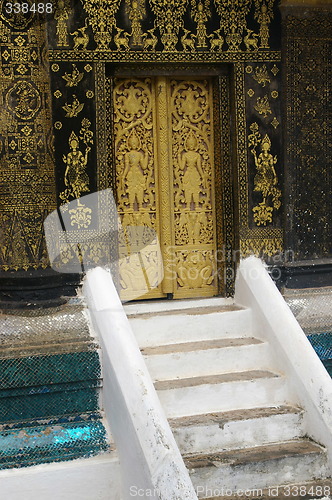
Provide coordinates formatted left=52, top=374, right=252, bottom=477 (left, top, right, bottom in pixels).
left=0, top=22, right=57, bottom=271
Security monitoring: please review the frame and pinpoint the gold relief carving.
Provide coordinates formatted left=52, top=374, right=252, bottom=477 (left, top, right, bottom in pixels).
left=214, top=0, right=251, bottom=51
left=82, top=0, right=121, bottom=50
left=247, top=88, right=254, bottom=97
left=60, top=119, right=93, bottom=204
left=271, top=64, right=279, bottom=76
left=248, top=123, right=281, bottom=226
left=86, top=90, right=94, bottom=98
left=252, top=64, right=271, bottom=86
left=181, top=29, right=196, bottom=52
left=54, top=89, right=62, bottom=98
left=114, top=77, right=162, bottom=299
left=191, top=0, right=210, bottom=48
left=271, top=116, right=279, bottom=129
left=254, top=0, right=274, bottom=49
left=68, top=202, right=92, bottom=229
left=51, top=63, right=60, bottom=72
left=70, top=20, right=90, bottom=50
left=207, top=29, right=224, bottom=51
left=254, top=94, right=272, bottom=118
left=113, top=78, right=155, bottom=212
left=142, top=29, right=158, bottom=51
left=170, top=78, right=217, bottom=297
left=113, top=76, right=218, bottom=299
left=176, top=250, right=215, bottom=289
left=62, top=94, right=84, bottom=117
left=271, top=90, right=278, bottom=99
left=240, top=237, right=282, bottom=257
left=244, top=29, right=259, bottom=51
left=54, top=121, right=62, bottom=129
left=125, top=0, right=146, bottom=46
left=62, top=64, right=84, bottom=86
left=54, top=0, right=70, bottom=47
left=149, top=0, right=187, bottom=51
left=114, top=28, right=130, bottom=51
left=5, top=81, right=41, bottom=120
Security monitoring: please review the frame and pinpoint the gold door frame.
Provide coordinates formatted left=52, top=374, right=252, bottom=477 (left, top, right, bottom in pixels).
left=106, top=64, right=236, bottom=299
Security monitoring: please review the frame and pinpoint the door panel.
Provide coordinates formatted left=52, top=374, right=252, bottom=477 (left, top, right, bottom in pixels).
left=113, top=76, right=218, bottom=301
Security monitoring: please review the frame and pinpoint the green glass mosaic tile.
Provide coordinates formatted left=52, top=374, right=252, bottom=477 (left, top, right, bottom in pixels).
left=307, top=332, right=332, bottom=361
left=0, top=416, right=110, bottom=469
left=0, top=351, right=101, bottom=389
left=0, top=388, right=100, bottom=424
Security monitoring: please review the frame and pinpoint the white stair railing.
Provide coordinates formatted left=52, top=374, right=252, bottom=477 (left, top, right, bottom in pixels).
left=235, top=256, right=332, bottom=471
left=83, top=266, right=198, bottom=500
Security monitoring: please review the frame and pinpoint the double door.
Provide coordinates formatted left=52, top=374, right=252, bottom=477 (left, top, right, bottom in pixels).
left=113, top=75, right=219, bottom=300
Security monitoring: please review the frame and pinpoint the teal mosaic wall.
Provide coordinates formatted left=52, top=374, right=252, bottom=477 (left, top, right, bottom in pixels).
left=308, top=332, right=332, bottom=377
left=0, top=351, right=101, bottom=424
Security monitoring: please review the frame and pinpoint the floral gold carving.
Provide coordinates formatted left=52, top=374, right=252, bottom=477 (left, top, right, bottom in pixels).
left=254, top=94, right=272, bottom=118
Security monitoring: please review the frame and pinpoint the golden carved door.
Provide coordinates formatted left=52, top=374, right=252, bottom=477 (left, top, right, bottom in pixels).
left=113, top=76, right=218, bottom=301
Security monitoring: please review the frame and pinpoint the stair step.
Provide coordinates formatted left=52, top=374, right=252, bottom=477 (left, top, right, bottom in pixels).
left=201, top=479, right=332, bottom=500
left=143, top=338, right=273, bottom=380
left=130, top=307, right=254, bottom=348
left=169, top=406, right=305, bottom=454
left=155, top=370, right=279, bottom=390
left=185, top=440, right=328, bottom=495
left=141, top=337, right=263, bottom=355
left=156, top=371, right=293, bottom=418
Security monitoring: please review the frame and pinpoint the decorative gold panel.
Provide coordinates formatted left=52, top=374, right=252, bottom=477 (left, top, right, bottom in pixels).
left=169, top=79, right=217, bottom=298
left=113, top=77, right=163, bottom=300
left=113, top=76, right=218, bottom=300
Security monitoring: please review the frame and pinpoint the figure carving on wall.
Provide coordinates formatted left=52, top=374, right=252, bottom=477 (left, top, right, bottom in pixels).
left=123, top=129, right=148, bottom=209
left=62, top=131, right=90, bottom=201
left=142, top=29, right=158, bottom=50
left=208, top=29, right=224, bottom=51
left=55, top=0, right=70, bottom=47
left=249, top=125, right=281, bottom=226
left=178, top=131, right=205, bottom=208
left=62, top=64, right=84, bottom=87
left=126, top=0, right=145, bottom=46
left=114, top=27, right=130, bottom=51
left=244, top=29, right=259, bottom=51
left=181, top=28, right=196, bottom=52
left=256, top=1, right=272, bottom=49
left=194, top=1, right=209, bottom=48
left=62, top=94, right=84, bottom=117
left=71, top=20, right=89, bottom=50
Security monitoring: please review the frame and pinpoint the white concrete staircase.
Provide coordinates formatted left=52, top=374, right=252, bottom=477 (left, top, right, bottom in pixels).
left=126, top=298, right=331, bottom=498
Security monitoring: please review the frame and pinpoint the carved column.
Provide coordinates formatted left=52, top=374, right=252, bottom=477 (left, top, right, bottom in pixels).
left=280, top=0, right=332, bottom=287
left=0, top=16, right=78, bottom=308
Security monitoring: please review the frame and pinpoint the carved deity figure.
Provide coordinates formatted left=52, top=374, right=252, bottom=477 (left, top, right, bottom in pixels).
left=257, top=2, right=270, bottom=49
left=178, top=131, right=204, bottom=208
left=252, top=134, right=278, bottom=205
left=63, top=131, right=90, bottom=200
left=194, top=1, right=208, bottom=48
left=123, top=129, right=148, bottom=208
left=55, top=0, right=69, bottom=47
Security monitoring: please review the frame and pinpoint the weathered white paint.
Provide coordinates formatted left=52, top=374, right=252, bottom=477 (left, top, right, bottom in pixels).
left=172, top=409, right=305, bottom=454
left=143, top=340, right=273, bottom=381
left=83, top=266, right=198, bottom=500
left=157, top=374, right=292, bottom=418
left=129, top=307, right=253, bottom=348
left=0, top=452, right=122, bottom=500
left=235, top=256, right=332, bottom=470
